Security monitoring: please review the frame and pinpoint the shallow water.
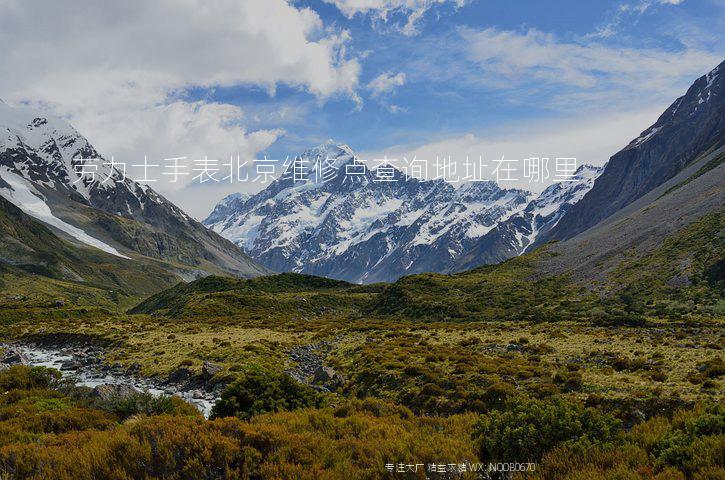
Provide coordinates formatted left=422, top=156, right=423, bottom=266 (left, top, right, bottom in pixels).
left=11, top=345, right=216, bottom=418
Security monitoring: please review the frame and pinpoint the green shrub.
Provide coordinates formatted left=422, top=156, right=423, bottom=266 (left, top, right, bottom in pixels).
left=99, top=392, right=201, bottom=421
left=211, top=371, right=321, bottom=420
left=652, top=404, right=725, bottom=475
left=0, top=366, right=61, bottom=391
left=472, top=398, right=622, bottom=463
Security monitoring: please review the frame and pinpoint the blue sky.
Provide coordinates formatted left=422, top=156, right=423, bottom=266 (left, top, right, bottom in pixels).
left=192, top=0, right=724, bottom=160
left=1, top=0, right=723, bottom=217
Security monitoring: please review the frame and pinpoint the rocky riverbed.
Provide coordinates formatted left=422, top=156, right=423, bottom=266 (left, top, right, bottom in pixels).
left=0, top=341, right=220, bottom=417
left=286, top=337, right=345, bottom=392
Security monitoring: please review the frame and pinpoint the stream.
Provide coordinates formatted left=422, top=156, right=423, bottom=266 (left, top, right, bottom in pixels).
left=5, top=344, right=217, bottom=418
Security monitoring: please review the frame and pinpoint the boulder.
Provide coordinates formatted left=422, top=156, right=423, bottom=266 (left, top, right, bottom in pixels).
left=312, top=366, right=344, bottom=390
left=201, top=361, right=222, bottom=379
left=90, top=383, right=139, bottom=401
left=60, top=360, right=82, bottom=371
left=1, top=348, right=28, bottom=366
left=168, top=366, right=192, bottom=384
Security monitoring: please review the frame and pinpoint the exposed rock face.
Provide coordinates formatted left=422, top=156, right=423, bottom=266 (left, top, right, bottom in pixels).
left=540, top=60, right=724, bottom=244
left=312, top=365, right=344, bottom=391
left=90, top=383, right=139, bottom=401
left=205, top=142, right=598, bottom=282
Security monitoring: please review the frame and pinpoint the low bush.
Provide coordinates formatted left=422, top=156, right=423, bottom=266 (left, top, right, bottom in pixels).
left=472, top=398, right=622, bottom=463
left=97, top=392, right=201, bottom=421
left=210, top=370, right=322, bottom=420
left=0, top=365, right=61, bottom=391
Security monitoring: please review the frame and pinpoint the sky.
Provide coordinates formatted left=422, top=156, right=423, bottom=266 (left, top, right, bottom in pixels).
left=0, top=0, right=723, bottom=219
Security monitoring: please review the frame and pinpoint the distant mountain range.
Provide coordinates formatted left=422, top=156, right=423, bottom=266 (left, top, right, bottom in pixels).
left=204, top=142, right=601, bottom=283
left=1, top=59, right=721, bottom=300
left=0, top=100, right=268, bottom=297
left=138, top=61, right=724, bottom=325
left=205, top=60, right=724, bottom=284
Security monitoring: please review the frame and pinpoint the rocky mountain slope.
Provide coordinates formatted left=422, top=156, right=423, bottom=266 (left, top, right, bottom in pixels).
left=539, top=145, right=723, bottom=287
left=539, top=59, right=724, bottom=244
left=204, top=142, right=599, bottom=283
left=0, top=194, right=183, bottom=305
left=451, top=164, right=601, bottom=272
left=0, top=100, right=269, bottom=283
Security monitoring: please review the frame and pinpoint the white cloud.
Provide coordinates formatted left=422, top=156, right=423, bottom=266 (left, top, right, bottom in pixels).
left=325, top=0, right=467, bottom=35
left=461, top=27, right=721, bottom=106
left=590, top=0, right=686, bottom=38
left=0, top=0, right=360, bottom=102
left=365, top=106, right=674, bottom=193
left=0, top=0, right=362, bottom=217
left=367, top=72, right=407, bottom=97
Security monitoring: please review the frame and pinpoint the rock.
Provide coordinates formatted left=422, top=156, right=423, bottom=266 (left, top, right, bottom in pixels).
left=202, top=361, right=222, bottom=379
left=312, top=366, right=344, bottom=390
left=1, top=348, right=28, bottom=366
left=60, top=360, right=82, bottom=371
left=312, top=366, right=335, bottom=384
left=90, top=383, right=139, bottom=401
left=168, top=367, right=192, bottom=384
left=127, top=362, right=141, bottom=373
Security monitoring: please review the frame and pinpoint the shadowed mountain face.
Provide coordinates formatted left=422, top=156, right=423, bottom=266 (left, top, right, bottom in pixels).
left=539, top=145, right=724, bottom=287
left=0, top=194, right=186, bottom=301
left=539, top=60, right=724, bottom=245
left=205, top=143, right=599, bottom=283
left=0, top=101, right=269, bottom=285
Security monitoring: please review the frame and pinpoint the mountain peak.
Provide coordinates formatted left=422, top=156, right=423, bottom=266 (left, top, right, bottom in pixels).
left=205, top=140, right=599, bottom=282
left=542, top=60, right=724, bottom=243
left=0, top=102, right=269, bottom=278
left=220, top=192, right=250, bottom=205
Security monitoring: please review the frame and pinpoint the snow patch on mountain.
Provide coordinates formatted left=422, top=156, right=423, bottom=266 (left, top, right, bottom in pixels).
left=0, top=166, right=129, bottom=258
left=205, top=142, right=600, bottom=282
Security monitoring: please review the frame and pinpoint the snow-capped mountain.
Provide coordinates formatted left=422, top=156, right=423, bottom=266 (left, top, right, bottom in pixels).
left=204, top=141, right=601, bottom=283
left=0, top=100, right=268, bottom=279
left=450, top=164, right=602, bottom=272
left=204, top=192, right=251, bottom=226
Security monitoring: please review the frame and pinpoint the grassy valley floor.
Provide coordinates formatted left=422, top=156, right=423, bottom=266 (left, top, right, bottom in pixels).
left=0, top=306, right=722, bottom=478
left=0, top=211, right=721, bottom=479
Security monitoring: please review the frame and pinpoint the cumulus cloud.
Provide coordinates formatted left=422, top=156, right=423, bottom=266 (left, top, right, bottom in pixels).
left=0, top=0, right=362, bottom=216
left=325, top=0, right=467, bottom=35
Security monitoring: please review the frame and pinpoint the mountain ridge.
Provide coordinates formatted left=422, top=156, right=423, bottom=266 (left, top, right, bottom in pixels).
left=0, top=101, right=270, bottom=287
left=539, top=59, right=724, bottom=244
left=204, top=142, right=600, bottom=283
